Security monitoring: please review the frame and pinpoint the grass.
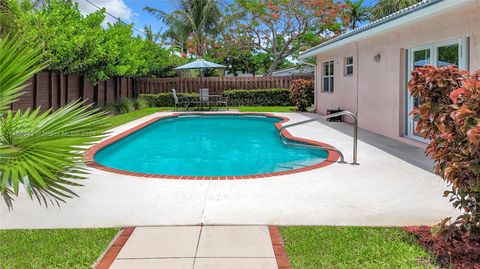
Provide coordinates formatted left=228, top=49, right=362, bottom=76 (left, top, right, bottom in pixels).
left=235, top=106, right=296, bottom=112
left=105, top=107, right=173, bottom=127
left=104, top=106, right=297, bottom=128
left=0, top=228, right=119, bottom=269
left=280, top=226, right=436, bottom=269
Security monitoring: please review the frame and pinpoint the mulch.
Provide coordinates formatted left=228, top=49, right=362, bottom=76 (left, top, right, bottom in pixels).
left=404, top=226, right=480, bottom=269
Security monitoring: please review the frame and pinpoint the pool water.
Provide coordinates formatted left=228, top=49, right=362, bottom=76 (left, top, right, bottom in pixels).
left=94, top=115, right=328, bottom=176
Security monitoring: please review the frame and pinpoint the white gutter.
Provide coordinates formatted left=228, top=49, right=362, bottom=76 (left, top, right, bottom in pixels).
left=299, top=0, right=471, bottom=59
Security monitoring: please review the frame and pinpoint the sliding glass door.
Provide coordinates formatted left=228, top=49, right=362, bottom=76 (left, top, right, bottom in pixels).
left=407, top=38, right=467, bottom=142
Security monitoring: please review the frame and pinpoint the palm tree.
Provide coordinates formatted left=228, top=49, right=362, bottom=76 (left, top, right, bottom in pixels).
left=371, top=0, right=420, bottom=20
left=144, top=0, right=222, bottom=57
left=343, top=0, right=371, bottom=30
left=0, top=35, right=110, bottom=208
left=162, top=24, right=190, bottom=56
left=143, top=25, right=161, bottom=44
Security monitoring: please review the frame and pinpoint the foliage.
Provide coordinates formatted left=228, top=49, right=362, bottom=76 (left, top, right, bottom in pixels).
left=0, top=228, right=119, bottom=269
left=0, top=34, right=47, bottom=113
left=281, top=226, right=435, bottom=269
left=104, top=97, right=133, bottom=115
left=223, top=88, right=292, bottom=106
left=0, top=34, right=110, bottom=208
left=405, top=226, right=480, bottom=268
left=371, top=0, right=419, bottom=20
left=140, top=93, right=199, bottom=107
left=225, top=0, right=342, bottom=76
left=290, top=79, right=314, bottom=111
left=10, top=0, right=182, bottom=82
left=409, top=66, right=480, bottom=241
left=340, top=0, right=371, bottom=30
left=132, top=97, right=148, bottom=111
left=144, top=0, right=222, bottom=58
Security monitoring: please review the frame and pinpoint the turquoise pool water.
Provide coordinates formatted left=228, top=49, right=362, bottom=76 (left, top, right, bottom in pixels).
left=94, top=115, right=328, bottom=176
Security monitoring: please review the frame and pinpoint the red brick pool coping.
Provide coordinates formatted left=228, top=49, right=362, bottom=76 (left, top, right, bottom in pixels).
left=85, top=112, right=340, bottom=179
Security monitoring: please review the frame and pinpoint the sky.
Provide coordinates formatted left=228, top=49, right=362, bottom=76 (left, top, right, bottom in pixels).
left=76, top=0, right=378, bottom=37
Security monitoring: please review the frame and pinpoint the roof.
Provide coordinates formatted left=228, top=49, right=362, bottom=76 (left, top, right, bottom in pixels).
left=174, top=59, right=226, bottom=70
left=299, top=0, right=471, bottom=59
left=271, top=66, right=314, bottom=76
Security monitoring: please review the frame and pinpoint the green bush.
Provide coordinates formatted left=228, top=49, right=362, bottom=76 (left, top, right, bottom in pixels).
left=290, top=79, right=314, bottom=111
left=223, top=88, right=291, bottom=106
left=104, top=97, right=133, bottom=115
left=140, top=93, right=199, bottom=107
left=132, top=97, right=148, bottom=110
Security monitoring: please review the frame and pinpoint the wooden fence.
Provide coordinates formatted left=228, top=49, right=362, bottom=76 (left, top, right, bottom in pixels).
left=137, top=75, right=313, bottom=95
left=11, top=71, right=136, bottom=111
left=10, top=73, right=313, bottom=110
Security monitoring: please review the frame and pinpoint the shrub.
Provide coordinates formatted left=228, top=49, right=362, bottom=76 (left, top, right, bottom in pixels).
left=409, top=65, right=480, bottom=241
left=223, top=88, right=291, bottom=106
left=104, top=97, right=133, bottom=115
left=139, top=93, right=199, bottom=107
left=290, top=79, right=314, bottom=111
left=132, top=98, right=148, bottom=110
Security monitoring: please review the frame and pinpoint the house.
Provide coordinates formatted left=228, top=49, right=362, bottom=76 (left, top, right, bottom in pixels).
left=299, top=0, right=479, bottom=145
left=271, top=66, right=315, bottom=76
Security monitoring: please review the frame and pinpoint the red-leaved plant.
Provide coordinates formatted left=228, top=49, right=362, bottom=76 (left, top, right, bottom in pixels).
left=290, top=79, right=314, bottom=112
left=409, top=65, right=480, bottom=241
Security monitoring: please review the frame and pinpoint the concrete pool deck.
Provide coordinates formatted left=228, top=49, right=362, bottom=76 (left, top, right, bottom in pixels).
left=0, top=112, right=456, bottom=229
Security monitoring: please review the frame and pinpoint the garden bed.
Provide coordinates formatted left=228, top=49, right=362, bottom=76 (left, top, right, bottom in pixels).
left=404, top=226, right=480, bottom=269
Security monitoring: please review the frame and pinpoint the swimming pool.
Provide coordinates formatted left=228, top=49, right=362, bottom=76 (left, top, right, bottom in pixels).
left=88, top=114, right=337, bottom=178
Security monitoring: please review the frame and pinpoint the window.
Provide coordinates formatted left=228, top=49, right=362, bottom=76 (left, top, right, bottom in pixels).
left=344, top=56, right=353, bottom=76
left=323, top=61, right=334, bottom=93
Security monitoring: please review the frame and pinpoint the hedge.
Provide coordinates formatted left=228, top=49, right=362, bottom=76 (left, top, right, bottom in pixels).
left=223, top=88, right=292, bottom=106
left=140, top=93, right=199, bottom=107
left=140, top=88, right=292, bottom=107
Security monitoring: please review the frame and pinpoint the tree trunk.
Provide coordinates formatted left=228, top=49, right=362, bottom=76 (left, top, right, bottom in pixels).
left=264, top=53, right=282, bottom=77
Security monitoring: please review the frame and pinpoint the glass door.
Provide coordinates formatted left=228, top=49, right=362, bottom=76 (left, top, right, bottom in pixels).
left=407, top=38, right=466, bottom=142
left=408, top=45, right=433, bottom=142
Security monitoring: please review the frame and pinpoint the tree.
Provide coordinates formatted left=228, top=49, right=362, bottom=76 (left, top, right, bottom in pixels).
left=226, top=0, right=342, bottom=76
left=9, top=0, right=181, bottom=81
left=371, top=0, right=419, bottom=20
left=144, top=25, right=161, bottom=44
left=341, top=0, right=371, bottom=30
left=0, top=35, right=110, bottom=208
left=144, top=0, right=223, bottom=57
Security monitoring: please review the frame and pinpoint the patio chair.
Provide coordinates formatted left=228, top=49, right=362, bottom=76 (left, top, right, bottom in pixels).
left=199, top=88, right=213, bottom=110
left=215, top=95, right=229, bottom=111
left=172, top=89, right=190, bottom=111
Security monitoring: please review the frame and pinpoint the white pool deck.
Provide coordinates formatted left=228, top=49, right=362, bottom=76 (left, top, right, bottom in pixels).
left=0, top=112, right=456, bottom=229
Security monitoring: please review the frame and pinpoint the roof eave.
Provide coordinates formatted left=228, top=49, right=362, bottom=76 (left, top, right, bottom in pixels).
left=299, top=0, right=470, bottom=59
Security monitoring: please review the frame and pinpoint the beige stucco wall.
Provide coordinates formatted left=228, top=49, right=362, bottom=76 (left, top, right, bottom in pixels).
left=314, top=1, right=480, bottom=142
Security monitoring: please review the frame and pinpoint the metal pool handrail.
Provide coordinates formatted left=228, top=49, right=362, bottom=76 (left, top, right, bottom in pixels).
left=278, top=111, right=359, bottom=165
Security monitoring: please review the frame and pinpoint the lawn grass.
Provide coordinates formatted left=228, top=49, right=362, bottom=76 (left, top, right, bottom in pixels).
left=235, top=106, right=296, bottom=112
left=105, top=107, right=173, bottom=127
left=0, top=228, right=119, bottom=269
left=104, top=106, right=297, bottom=128
left=280, top=226, right=436, bottom=269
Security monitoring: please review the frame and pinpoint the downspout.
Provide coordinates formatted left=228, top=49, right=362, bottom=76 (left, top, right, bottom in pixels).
left=299, top=59, right=317, bottom=112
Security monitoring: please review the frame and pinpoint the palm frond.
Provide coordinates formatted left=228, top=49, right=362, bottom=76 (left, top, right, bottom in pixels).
left=0, top=34, right=48, bottom=114
left=0, top=101, right=111, bottom=209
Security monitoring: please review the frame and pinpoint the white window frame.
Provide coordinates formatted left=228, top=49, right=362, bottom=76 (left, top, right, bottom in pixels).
left=322, top=60, right=334, bottom=93
left=344, top=56, right=354, bottom=76
left=406, top=37, right=468, bottom=143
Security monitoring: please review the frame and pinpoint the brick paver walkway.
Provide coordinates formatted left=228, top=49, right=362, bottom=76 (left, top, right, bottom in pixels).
left=95, top=225, right=290, bottom=269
